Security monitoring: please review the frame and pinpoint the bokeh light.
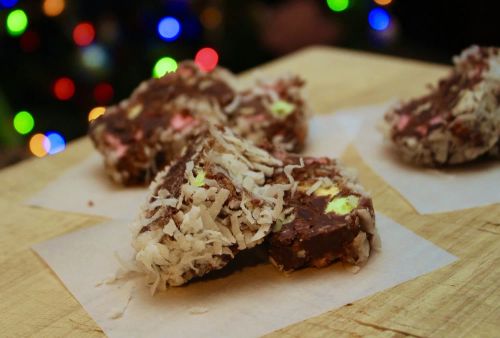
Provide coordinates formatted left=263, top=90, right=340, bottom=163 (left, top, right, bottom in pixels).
left=43, top=132, right=66, bottom=155
left=369, top=8, right=390, bottom=31
left=13, top=111, right=34, bottom=135
left=93, top=83, right=114, bottom=104
left=326, top=0, right=349, bottom=12
left=73, top=22, right=95, bottom=46
left=88, top=106, right=106, bottom=122
left=0, top=0, right=19, bottom=8
left=157, top=16, right=181, bottom=41
left=53, top=77, right=75, bottom=100
left=29, top=134, right=48, bottom=158
left=81, top=44, right=109, bottom=70
left=42, top=0, right=65, bottom=17
left=152, top=57, right=178, bottom=78
left=374, top=0, right=392, bottom=5
left=20, top=31, right=40, bottom=52
left=195, top=47, right=219, bottom=72
left=200, top=7, right=222, bottom=29
left=6, top=9, right=28, bottom=37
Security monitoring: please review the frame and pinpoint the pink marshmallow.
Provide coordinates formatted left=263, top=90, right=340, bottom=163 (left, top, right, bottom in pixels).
left=171, top=113, right=196, bottom=131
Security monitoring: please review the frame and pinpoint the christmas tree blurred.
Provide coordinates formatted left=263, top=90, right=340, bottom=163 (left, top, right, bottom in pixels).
left=0, top=0, right=498, bottom=167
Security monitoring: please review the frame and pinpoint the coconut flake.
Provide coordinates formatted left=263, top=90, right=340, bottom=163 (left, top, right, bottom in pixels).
left=271, top=190, right=284, bottom=219
left=148, top=198, right=178, bottom=209
left=224, top=94, right=241, bottom=113
left=284, top=158, right=304, bottom=189
left=208, top=188, right=230, bottom=218
left=163, top=219, right=178, bottom=236
left=305, top=179, right=323, bottom=196
left=107, top=280, right=135, bottom=319
left=230, top=214, right=246, bottom=250
left=250, top=222, right=272, bottom=242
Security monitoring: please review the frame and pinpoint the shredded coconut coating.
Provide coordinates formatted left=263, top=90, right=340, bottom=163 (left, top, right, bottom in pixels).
left=383, top=45, right=500, bottom=166
left=132, top=126, right=299, bottom=291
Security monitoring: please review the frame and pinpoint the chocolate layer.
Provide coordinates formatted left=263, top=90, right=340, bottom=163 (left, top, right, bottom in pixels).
left=267, top=155, right=378, bottom=272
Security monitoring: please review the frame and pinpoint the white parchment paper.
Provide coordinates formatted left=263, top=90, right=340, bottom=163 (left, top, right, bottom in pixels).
left=348, top=104, right=500, bottom=214
left=305, top=113, right=363, bottom=157
left=26, top=114, right=361, bottom=220
left=26, top=154, right=149, bottom=220
left=33, top=213, right=456, bottom=338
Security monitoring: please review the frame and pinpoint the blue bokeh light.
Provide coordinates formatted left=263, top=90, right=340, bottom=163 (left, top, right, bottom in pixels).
left=368, top=8, right=390, bottom=31
left=81, top=44, right=109, bottom=70
left=0, top=0, right=19, bottom=8
left=43, top=132, right=66, bottom=155
left=157, top=16, right=181, bottom=41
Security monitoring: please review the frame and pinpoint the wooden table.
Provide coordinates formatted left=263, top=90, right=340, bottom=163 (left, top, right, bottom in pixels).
left=1, top=47, right=499, bottom=338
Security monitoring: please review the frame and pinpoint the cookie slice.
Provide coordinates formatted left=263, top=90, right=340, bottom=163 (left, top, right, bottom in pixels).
left=89, top=61, right=237, bottom=185
left=267, top=154, right=379, bottom=272
left=383, top=46, right=500, bottom=166
left=132, top=126, right=300, bottom=290
left=229, top=75, right=309, bottom=152
left=89, top=62, right=310, bottom=186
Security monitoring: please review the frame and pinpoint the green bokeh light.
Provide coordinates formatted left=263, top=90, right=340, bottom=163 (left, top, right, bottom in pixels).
left=6, top=9, right=28, bottom=37
left=152, top=57, right=178, bottom=78
left=327, top=0, right=349, bottom=12
left=13, top=110, right=35, bottom=135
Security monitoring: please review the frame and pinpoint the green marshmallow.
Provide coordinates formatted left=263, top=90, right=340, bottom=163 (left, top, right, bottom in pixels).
left=325, top=195, right=359, bottom=215
left=271, top=100, right=295, bottom=118
left=192, top=170, right=206, bottom=187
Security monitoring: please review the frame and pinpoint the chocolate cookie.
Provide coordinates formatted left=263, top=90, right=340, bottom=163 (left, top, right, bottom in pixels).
left=383, top=46, right=500, bottom=166
left=132, top=126, right=300, bottom=290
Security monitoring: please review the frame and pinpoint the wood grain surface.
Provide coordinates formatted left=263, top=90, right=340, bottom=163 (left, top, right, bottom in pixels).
left=0, top=46, right=498, bottom=338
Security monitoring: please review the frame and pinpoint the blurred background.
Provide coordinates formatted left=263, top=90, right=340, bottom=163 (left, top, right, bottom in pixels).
left=0, top=0, right=499, bottom=167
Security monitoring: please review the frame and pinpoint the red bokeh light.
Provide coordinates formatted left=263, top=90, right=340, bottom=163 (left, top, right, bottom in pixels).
left=20, top=31, right=40, bottom=52
left=93, top=83, right=114, bottom=104
left=53, top=77, right=75, bottom=100
left=72, top=22, right=95, bottom=47
left=195, top=47, right=219, bottom=72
